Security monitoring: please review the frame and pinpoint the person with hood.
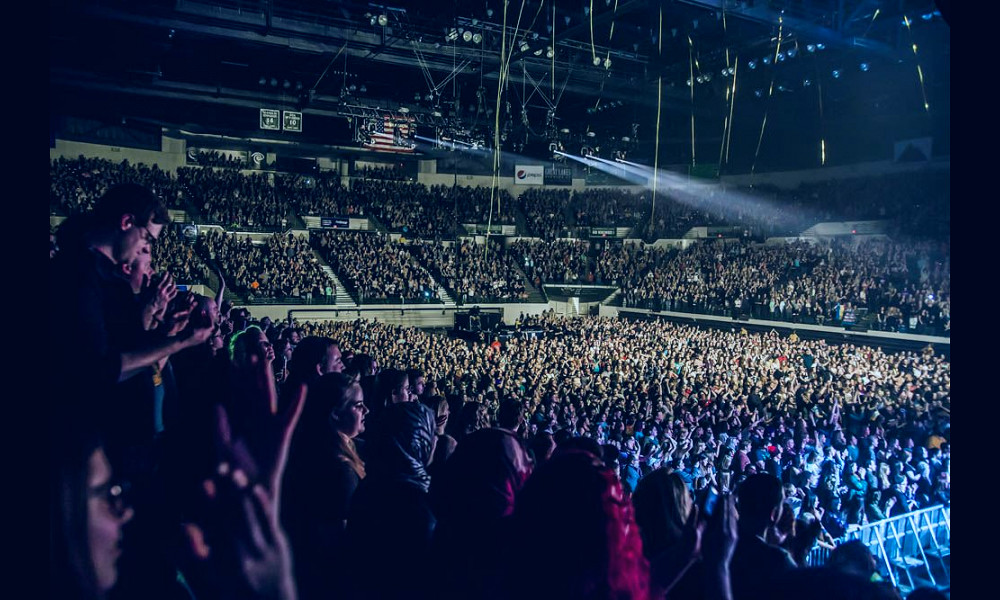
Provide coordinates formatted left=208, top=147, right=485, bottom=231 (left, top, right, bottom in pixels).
left=343, top=402, right=437, bottom=599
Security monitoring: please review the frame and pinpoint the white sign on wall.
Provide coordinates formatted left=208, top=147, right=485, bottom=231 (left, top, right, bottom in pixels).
left=260, top=109, right=280, bottom=130
left=514, top=164, right=544, bottom=185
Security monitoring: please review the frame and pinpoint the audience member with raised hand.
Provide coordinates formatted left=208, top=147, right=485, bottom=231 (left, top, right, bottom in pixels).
left=178, top=379, right=305, bottom=600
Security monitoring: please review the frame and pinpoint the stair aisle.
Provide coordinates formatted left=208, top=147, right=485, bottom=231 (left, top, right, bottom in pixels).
left=319, top=265, right=358, bottom=306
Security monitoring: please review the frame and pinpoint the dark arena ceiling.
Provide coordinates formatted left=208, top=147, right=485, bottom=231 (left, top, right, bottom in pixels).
left=51, top=0, right=950, bottom=173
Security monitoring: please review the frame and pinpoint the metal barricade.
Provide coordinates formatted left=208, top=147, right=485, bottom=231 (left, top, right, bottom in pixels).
left=804, top=505, right=949, bottom=592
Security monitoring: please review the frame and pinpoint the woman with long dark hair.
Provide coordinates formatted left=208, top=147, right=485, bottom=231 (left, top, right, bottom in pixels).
left=283, top=372, right=369, bottom=600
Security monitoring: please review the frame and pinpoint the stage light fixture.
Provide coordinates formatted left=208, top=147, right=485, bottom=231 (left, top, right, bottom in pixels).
left=378, top=14, right=388, bottom=26
left=603, top=57, right=612, bottom=69
left=860, top=62, right=870, bottom=72
left=473, top=33, right=482, bottom=44
left=547, top=47, right=554, bottom=58
left=520, top=41, right=530, bottom=52
left=806, top=44, right=816, bottom=52
left=763, top=56, right=772, bottom=65
left=463, top=30, right=473, bottom=42
left=832, top=69, right=841, bottom=78
left=748, top=60, right=757, bottom=69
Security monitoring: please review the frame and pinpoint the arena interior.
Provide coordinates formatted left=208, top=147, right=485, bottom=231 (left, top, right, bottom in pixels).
left=50, top=1, right=950, bottom=599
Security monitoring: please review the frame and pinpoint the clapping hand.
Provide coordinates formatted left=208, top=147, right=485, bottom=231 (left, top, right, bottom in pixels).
left=702, top=494, right=738, bottom=568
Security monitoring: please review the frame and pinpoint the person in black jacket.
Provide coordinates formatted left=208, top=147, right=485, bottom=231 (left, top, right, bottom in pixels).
left=344, top=402, right=437, bottom=600
left=730, top=473, right=798, bottom=599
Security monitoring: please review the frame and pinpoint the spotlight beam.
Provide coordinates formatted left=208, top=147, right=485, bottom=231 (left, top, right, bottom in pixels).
left=559, top=153, right=829, bottom=233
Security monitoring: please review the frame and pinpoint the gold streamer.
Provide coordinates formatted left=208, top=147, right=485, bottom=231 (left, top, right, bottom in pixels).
left=651, top=6, right=663, bottom=231
left=689, top=35, right=696, bottom=167
left=751, top=15, right=783, bottom=178
left=903, top=16, right=930, bottom=112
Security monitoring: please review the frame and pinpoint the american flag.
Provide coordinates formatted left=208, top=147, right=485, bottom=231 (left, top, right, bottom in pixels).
left=362, top=115, right=416, bottom=153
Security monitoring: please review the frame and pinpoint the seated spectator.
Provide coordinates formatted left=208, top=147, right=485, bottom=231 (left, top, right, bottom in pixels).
left=312, top=230, right=439, bottom=304
left=409, top=239, right=529, bottom=303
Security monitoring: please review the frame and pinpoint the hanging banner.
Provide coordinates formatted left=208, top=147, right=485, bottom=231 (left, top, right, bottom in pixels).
left=260, top=109, right=280, bottom=130
left=514, top=164, right=544, bottom=185
left=320, top=217, right=350, bottom=229
left=590, top=227, right=617, bottom=237
left=544, top=165, right=573, bottom=185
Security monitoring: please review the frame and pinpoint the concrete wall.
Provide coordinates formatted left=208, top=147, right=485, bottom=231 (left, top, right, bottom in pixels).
left=51, top=137, right=188, bottom=173
left=623, top=238, right=696, bottom=250
left=601, top=305, right=950, bottom=346
left=416, top=172, right=646, bottom=197
left=238, top=302, right=551, bottom=328
left=721, top=159, right=950, bottom=190
left=300, top=216, right=371, bottom=230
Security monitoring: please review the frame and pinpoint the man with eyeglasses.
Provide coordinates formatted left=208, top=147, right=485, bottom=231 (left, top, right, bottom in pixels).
left=51, top=184, right=215, bottom=449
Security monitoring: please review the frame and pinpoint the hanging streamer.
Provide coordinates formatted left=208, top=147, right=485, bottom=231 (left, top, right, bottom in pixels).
left=651, top=6, right=663, bottom=231
left=590, top=0, right=597, bottom=64
left=487, top=0, right=512, bottom=258
left=720, top=57, right=738, bottom=169
left=903, top=16, right=930, bottom=112
left=862, top=8, right=880, bottom=39
left=751, top=14, right=784, bottom=179
left=689, top=35, right=696, bottom=167
left=817, top=77, right=826, bottom=166
left=552, top=0, right=556, bottom=101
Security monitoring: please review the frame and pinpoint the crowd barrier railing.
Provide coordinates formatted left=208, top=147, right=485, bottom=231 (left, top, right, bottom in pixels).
left=805, top=504, right=950, bottom=591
